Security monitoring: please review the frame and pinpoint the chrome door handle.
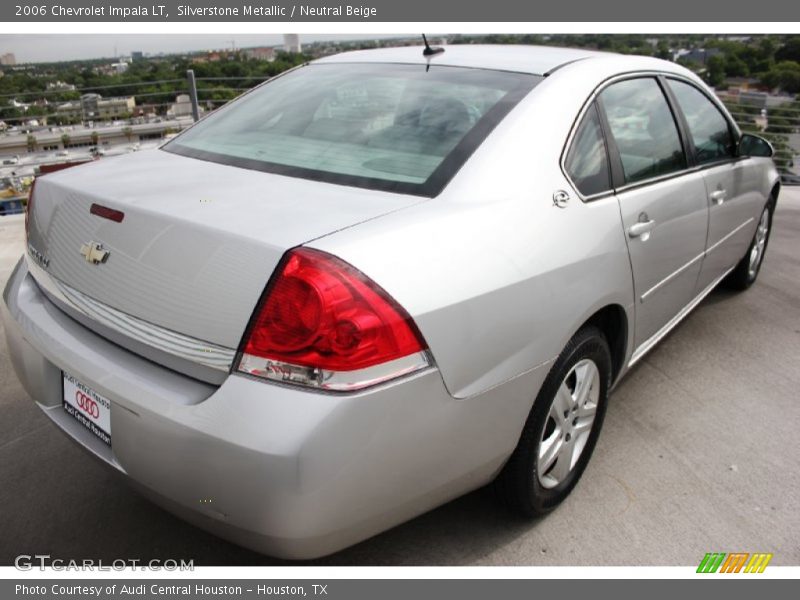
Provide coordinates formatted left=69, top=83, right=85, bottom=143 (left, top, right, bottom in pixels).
left=628, top=219, right=656, bottom=239
left=710, top=189, right=727, bottom=204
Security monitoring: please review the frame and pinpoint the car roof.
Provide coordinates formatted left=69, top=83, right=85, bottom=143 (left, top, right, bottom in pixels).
left=313, top=44, right=613, bottom=76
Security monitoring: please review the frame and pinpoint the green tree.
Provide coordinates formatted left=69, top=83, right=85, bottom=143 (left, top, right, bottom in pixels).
left=121, top=126, right=133, bottom=142
left=724, top=54, right=749, bottom=78
left=90, top=130, right=99, bottom=146
left=755, top=37, right=777, bottom=72
left=26, top=105, right=47, bottom=118
left=775, top=36, right=800, bottom=63
left=656, top=40, right=672, bottom=60
left=706, top=55, right=727, bottom=87
left=26, top=134, right=37, bottom=152
left=60, top=133, right=71, bottom=148
left=762, top=61, right=800, bottom=93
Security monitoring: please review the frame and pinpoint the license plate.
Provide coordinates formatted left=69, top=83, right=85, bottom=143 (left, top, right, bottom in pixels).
left=63, top=373, right=112, bottom=446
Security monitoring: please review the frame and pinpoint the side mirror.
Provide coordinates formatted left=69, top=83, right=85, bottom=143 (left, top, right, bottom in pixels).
left=737, top=133, right=774, bottom=158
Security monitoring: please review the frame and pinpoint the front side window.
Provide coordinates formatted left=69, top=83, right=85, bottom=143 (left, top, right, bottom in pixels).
left=600, top=78, right=686, bottom=185
left=165, top=63, right=540, bottom=197
left=668, top=79, right=735, bottom=165
left=564, top=104, right=611, bottom=197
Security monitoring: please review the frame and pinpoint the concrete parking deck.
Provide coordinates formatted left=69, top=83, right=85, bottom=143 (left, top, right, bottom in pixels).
left=0, top=190, right=798, bottom=566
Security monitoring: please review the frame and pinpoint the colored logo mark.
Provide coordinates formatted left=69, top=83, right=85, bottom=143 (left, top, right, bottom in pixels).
left=697, top=552, right=773, bottom=573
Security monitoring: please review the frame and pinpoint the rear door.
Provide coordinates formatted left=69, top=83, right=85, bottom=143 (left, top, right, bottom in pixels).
left=598, top=77, right=709, bottom=350
left=665, top=78, right=765, bottom=290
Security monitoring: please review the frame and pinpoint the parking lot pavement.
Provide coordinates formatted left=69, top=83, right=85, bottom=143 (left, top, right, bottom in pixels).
left=1, top=191, right=798, bottom=567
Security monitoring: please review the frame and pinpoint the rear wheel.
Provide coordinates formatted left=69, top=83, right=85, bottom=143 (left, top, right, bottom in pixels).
left=495, top=326, right=611, bottom=517
left=725, top=204, right=772, bottom=291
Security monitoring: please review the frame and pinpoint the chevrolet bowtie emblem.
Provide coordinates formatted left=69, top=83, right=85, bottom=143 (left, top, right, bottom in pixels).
left=80, top=242, right=110, bottom=265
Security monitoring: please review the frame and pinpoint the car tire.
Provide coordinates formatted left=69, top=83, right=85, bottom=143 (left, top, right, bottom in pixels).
left=724, top=203, right=772, bottom=291
left=495, top=326, right=612, bottom=517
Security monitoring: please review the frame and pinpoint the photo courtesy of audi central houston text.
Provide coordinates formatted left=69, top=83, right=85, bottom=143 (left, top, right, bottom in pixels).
left=0, top=39, right=788, bottom=561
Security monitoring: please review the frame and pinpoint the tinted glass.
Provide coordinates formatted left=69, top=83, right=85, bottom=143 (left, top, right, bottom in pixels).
left=668, top=79, right=735, bottom=164
left=600, top=78, right=686, bottom=184
left=565, top=105, right=611, bottom=196
left=165, top=64, right=539, bottom=197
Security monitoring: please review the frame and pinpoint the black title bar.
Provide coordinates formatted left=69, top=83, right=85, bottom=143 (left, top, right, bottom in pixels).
left=5, top=0, right=800, bottom=22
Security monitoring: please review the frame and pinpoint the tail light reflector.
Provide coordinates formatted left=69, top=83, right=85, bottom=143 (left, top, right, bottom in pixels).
left=90, top=203, right=125, bottom=223
left=235, top=248, right=431, bottom=392
left=24, top=179, right=36, bottom=240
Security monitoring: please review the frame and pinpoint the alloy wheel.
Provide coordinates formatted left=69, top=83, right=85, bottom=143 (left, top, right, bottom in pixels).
left=748, top=208, right=770, bottom=279
left=537, top=358, right=600, bottom=489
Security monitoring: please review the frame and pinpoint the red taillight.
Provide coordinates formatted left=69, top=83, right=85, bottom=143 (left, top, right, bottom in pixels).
left=236, top=248, right=431, bottom=391
left=24, top=179, right=36, bottom=240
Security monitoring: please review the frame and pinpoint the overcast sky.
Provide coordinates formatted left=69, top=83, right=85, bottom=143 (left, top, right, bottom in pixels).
left=0, top=34, right=414, bottom=63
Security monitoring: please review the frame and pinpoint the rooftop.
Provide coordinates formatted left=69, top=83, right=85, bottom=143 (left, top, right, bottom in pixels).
left=315, top=44, right=613, bottom=75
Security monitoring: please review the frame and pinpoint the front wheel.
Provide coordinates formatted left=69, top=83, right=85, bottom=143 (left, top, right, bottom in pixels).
left=725, top=204, right=772, bottom=291
left=495, top=326, right=611, bottom=517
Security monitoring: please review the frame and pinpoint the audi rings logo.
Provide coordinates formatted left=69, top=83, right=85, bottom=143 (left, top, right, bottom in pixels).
left=75, top=391, right=100, bottom=419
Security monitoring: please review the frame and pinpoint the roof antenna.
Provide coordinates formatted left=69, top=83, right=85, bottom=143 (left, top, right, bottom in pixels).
left=422, top=34, right=444, bottom=57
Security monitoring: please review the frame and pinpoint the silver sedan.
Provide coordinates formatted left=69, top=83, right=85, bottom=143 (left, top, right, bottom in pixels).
left=2, top=45, right=779, bottom=559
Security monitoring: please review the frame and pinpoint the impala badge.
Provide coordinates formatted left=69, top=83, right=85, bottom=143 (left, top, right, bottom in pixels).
left=80, top=242, right=110, bottom=265
left=27, top=242, right=50, bottom=269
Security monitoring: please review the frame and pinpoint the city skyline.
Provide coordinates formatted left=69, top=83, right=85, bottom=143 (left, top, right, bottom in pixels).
left=0, top=33, right=413, bottom=64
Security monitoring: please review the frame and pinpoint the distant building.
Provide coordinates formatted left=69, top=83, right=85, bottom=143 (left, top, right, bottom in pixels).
left=723, top=77, right=763, bottom=91
left=111, top=62, right=129, bottom=74
left=0, top=120, right=192, bottom=157
left=283, top=34, right=301, bottom=53
left=57, top=93, right=136, bottom=121
left=192, top=50, right=228, bottom=64
left=0, top=53, right=15, bottom=66
left=674, top=47, right=721, bottom=66
left=244, top=47, right=276, bottom=62
left=133, top=103, right=160, bottom=119
left=131, top=51, right=144, bottom=62
left=46, top=81, right=76, bottom=92
left=167, top=94, right=194, bottom=118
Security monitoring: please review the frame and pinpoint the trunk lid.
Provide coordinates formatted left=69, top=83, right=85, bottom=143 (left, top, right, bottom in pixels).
left=27, top=149, right=423, bottom=351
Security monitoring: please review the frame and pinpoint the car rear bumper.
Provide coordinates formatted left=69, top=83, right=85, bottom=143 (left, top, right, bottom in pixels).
left=2, top=256, right=549, bottom=559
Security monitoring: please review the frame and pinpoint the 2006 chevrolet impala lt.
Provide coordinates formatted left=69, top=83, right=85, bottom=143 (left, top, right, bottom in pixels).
left=2, top=45, right=779, bottom=558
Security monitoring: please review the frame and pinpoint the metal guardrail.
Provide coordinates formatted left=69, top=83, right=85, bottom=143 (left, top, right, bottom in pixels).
left=0, top=70, right=269, bottom=216
left=719, top=92, right=800, bottom=183
left=1, top=72, right=797, bottom=210
left=0, top=70, right=271, bottom=127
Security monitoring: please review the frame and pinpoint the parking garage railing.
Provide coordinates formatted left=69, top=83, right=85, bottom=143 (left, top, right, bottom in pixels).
left=719, top=92, right=800, bottom=185
left=2, top=71, right=799, bottom=216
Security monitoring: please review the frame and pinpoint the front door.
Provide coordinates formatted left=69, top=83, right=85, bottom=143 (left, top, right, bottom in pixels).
left=665, top=78, right=764, bottom=290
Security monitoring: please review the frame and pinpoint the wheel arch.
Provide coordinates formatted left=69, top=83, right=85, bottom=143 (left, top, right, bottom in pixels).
left=580, top=304, right=629, bottom=386
left=769, top=181, right=780, bottom=212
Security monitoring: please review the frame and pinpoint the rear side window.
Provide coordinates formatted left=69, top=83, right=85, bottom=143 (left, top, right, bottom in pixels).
left=600, top=78, right=686, bottom=185
left=668, top=79, right=735, bottom=164
left=565, top=105, right=611, bottom=196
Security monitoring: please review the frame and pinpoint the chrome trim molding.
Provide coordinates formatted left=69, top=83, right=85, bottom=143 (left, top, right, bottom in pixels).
left=51, top=277, right=236, bottom=372
left=639, top=218, right=754, bottom=304
left=629, top=265, right=735, bottom=368
left=640, top=251, right=705, bottom=303
left=705, top=217, right=755, bottom=256
left=237, top=350, right=434, bottom=393
left=559, top=70, right=743, bottom=203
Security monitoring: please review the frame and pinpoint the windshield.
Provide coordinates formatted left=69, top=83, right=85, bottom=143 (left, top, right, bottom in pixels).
left=164, top=63, right=540, bottom=197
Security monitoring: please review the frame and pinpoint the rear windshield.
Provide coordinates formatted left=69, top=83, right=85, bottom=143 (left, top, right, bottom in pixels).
left=164, top=63, right=540, bottom=197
